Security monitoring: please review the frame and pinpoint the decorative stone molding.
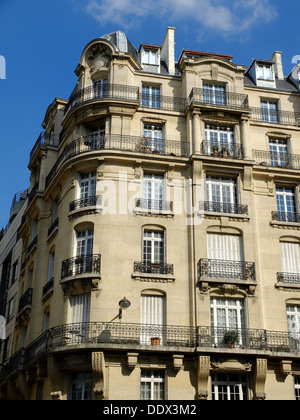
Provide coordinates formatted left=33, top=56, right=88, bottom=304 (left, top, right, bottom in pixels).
left=47, top=356, right=63, bottom=400
left=197, top=355, right=210, bottom=400
left=92, top=352, right=106, bottom=400
left=127, top=352, right=139, bottom=369
left=211, top=359, right=252, bottom=372
left=254, top=358, right=267, bottom=400
left=280, top=360, right=292, bottom=376
left=172, top=355, right=184, bottom=371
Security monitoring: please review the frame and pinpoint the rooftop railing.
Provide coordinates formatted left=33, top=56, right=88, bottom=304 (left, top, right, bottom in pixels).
left=30, top=132, right=58, bottom=161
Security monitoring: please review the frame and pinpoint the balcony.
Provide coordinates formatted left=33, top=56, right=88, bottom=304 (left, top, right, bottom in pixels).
left=198, top=259, right=256, bottom=294
left=45, top=135, right=190, bottom=190
left=250, top=107, right=300, bottom=126
left=2, top=322, right=300, bottom=384
left=202, top=141, right=243, bottom=160
left=64, top=84, right=140, bottom=115
left=30, top=132, right=58, bottom=162
left=141, top=93, right=186, bottom=112
left=47, top=218, right=59, bottom=237
left=69, top=195, right=102, bottom=214
left=271, top=211, right=300, bottom=224
left=253, top=150, right=300, bottom=170
left=133, top=261, right=174, bottom=276
left=26, top=236, right=37, bottom=256
left=188, top=88, right=249, bottom=112
left=135, top=198, right=173, bottom=214
left=18, top=288, right=33, bottom=314
left=277, top=272, right=300, bottom=286
left=199, top=201, right=248, bottom=216
left=60, top=254, right=101, bottom=293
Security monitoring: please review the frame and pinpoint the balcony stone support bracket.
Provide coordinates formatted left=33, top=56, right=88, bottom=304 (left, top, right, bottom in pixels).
left=92, top=352, right=106, bottom=400
left=47, top=355, right=64, bottom=400
left=197, top=355, right=210, bottom=400
left=254, top=358, right=267, bottom=400
left=127, top=352, right=139, bottom=369
left=173, top=354, right=184, bottom=371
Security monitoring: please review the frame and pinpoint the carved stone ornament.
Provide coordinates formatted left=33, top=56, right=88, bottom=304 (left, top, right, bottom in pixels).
left=255, top=358, right=267, bottom=400
left=92, top=352, right=106, bottom=399
left=197, top=355, right=210, bottom=400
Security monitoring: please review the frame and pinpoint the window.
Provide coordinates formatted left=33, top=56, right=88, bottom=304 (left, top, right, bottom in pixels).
left=205, top=177, right=237, bottom=213
left=9, top=260, right=19, bottom=287
left=71, top=372, right=92, bottom=401
left=87, top=125, right=105, bottom=149
left=140, top=370, right=165, bottom=400
left=92, top=78, right=108, bottom=98
left=276, top=186, right=297, bottom=221
left=280, top=242, right=300, bottom=275
left=143, top=49, right=158, bottom=65
left=204, top=125, right=234, bottom=157
left=76, top=229, right=94, bottom=257
left=295, top=377, right=300, bottom=400
left=140, top=294, right=166, bottom=345
left=287, top=305, right=300, bottom=349
left=142, top=174, right=165, bottom=210
left=47, top=252, right=55, bottom=283
left=203, top=83, right=226, bottom=105
left=210, top=298, right=245, bottom=347
left=79, top=172, right=96, bottom=200
left=212, top=373, right=248, bottom=400
left=143, top=123, right=163, bottom=152
left=258, top=65, right=273, bottom=81
left=70, top=294, right=91, bottom=343
left=6, top=294, right=17, bottom=322
left=143, top=230, right=165, bottom=272
left=207, top=233, right=243, bottom=262
left=269, top=138, right=288, bottom=167
left=142, top=85, right=160, bottom=108
left=261, top=100, right=279, bottom=123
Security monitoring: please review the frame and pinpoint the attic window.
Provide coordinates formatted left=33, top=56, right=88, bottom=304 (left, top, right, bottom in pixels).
left=258, top=65, right=273, bottom=81
left=143, top=48, right=159, bottom=65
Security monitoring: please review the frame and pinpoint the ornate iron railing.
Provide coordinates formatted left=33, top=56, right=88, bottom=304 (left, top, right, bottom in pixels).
left=250, top=107, right=300, bottom=126
left=198, top=259, right=256, bottom=281
left=202, top=141, right=243, bottom=160
left=199, top=201, right=248, bottom=215
left=133, top=261, right=174, bottom=275
left=48, top=218, right=59, bottom=237
left=277, top=272, right=300, bottom=284
left=253, top=149, right=300, bottom=169
left=26, top=236, right=37, bottom=255
left=30, top=132, right=58, bottom=161
left=2, top=322, right=300, bottom=383
left=188, top=88, right=249, bottom=109
left=18, top=288, right=33, bottom=314
left=64, top=84, right=140, bottom=115
left=42, top=278, right=54, bottom=297
left=69, top=196, right=102, bottom=212
left=61, top=254, right=101, bottom=279
left=141, top=93, right=186, bottom=112
left=272, top=211, right=300, bottom=223
left=135, top=198, right=173, bottom=212
left=45, top=135, right=190, bottom=189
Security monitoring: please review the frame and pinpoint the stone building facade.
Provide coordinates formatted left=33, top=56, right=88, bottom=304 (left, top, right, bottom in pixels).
left=1, top=27, right=300, bottom=400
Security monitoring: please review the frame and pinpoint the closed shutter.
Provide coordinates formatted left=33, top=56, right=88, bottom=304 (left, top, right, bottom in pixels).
left=70, top=294, right=91, bottom=324
left=207, top=233, right=242, bottom=261
left=140, top=295, right=166, bottom=345
left=281, top=242, right=300, bottom=273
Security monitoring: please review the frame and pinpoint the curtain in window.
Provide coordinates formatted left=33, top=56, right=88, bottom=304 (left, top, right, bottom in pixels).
left=281, top=242, right=300, bottom=273
left=140, top=295, right=166, bottom=345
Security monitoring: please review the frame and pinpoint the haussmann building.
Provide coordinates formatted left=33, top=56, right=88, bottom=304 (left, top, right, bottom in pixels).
left=1, top=27, right=300, bottom=400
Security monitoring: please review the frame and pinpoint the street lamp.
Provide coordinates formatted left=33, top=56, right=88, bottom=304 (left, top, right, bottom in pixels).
left=118, top=297, right=131, bottom=319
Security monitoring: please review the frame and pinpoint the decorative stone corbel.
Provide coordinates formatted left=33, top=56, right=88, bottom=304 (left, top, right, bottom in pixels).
left=172, top=355, right=184, bottom=371
left=255, top=358, right=267, bottom=400
left=280, top=360, right=292, bottom=376
left=47, top=355, right=64, bottom=400
left=92, top=352, right=106, bottom=400
left=197, top=355, right=210, bottom=400
left=127, top=352, right=139, bottom=369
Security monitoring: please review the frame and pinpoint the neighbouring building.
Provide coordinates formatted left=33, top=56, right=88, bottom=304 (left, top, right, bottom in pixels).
left=1, top=27, right=300, bottom=400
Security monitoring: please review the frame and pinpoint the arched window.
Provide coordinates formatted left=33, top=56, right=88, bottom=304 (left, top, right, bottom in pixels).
left=140, top=290, right=166, bottom=346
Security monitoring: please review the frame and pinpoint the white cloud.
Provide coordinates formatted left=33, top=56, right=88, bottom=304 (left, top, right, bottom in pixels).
left=83, top=0, right=278, bottom=34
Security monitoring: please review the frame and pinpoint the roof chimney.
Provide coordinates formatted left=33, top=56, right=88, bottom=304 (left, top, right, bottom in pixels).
left=271, top=51, right=284, bottom=80
left=161, top=27, right=175, bottom=75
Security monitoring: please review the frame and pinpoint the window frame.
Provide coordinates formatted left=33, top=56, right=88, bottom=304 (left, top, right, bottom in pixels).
left=211, top=372, right=248, bottom=401
left=140, top=369, right=165, bottom=400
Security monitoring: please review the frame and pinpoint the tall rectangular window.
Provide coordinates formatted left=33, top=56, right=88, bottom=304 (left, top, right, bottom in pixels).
left=71, top=372, right=92, bottom=400
left=261, top=100, right=278, bottom=123
left=47, top=252, right=55, bottom=283
left=70, top=294, right=91, bottom=343
left=295, top=377, right=300, bottom=400
left=140, top=294, right=166, bottom=345
left=204, top=125, right=234, bottom=157
left=140, top=370, right=165, bottom=400
left=142, top=85, right=160, bottom=109
left=276, top=186, right=297, bottom=221
left=79, top=172, right=96, bottom=200
left=76, top=229, right=94, bottom=257
left=142, top=174, right=164, bottom=210
left=280, top=242, right=300, bottom=274
left=287, top=305, right=300, bottom=348
left=269, top=138, right=288, bottom=167
left=92, top=78, right=108, bottom=98
left=206, top=177, right=237, bottom=213
left=143, top=231, right=165, bottom=268
left=143, top=124, right=163, bottom=152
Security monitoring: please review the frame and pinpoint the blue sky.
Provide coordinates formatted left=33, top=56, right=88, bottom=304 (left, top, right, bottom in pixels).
left=0, top=0, right=299, bottom=228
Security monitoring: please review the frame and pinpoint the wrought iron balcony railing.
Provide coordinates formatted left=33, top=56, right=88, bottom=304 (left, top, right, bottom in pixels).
left=69, top=195, right=102, bottom=212
left=277, top=272, right=300, bottom=284
left=253, top=149, right=300, bottom=170
left=202, top=141, right=243, bottom=160
left=272, top=211, right=300, bottom=223
left=135, top=198, right=173, bottom=212
left=134, top=261, right=174, bottom=275
left=141, top=94, right=186, bottom=112
left=198, top=258, right=256, bottom=282
left=45, top=135, right=190, bottom=189
left=42, top=278, right=54, bottom=297
left=61, top=254, right=101, bottom=279
left=199, top=201, right=248, bottom=215
left=188, top=88, right=249, bottom=109
left=18, top=288, right=33, bottom=314
left=250, top=107, right=300, bottom=126
left=64, top=84, right=140, bottom=115
left=30, top=132, right=58, bottom=161
left=26, top=236, right=37, bottom=255
left=2, top=322, right=300, bottom=383
left=48, top=218, right=59, bottom=237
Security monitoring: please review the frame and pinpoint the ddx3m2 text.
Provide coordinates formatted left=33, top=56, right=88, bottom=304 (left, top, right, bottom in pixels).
left=147, top=405, right=197, bottom=415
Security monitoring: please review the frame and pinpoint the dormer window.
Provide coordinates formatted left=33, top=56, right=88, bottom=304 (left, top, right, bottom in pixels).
left=144, top=49, right=158, bottom=65
left=258, top=65, right=273, bottom=81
